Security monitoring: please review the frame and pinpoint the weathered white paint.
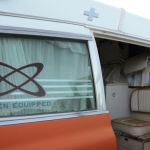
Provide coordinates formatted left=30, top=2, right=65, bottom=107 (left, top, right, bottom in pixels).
left=0, top=0, right=121, bottom=30
left=0, top=0, right=150, bottom=43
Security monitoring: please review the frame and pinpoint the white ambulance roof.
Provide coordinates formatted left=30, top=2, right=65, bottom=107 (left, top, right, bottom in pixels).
left=0, top=0, right=150, bottom=41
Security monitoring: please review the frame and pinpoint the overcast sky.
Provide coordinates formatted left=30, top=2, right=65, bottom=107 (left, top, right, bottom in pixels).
left=94, top=0, right=150, bottom=19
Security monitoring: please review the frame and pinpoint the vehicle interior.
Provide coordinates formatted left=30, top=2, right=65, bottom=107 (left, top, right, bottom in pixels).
left=95, top=37, right=150, bottom=150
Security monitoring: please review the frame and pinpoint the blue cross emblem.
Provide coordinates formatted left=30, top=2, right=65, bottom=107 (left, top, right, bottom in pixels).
left=84, top=8, right=99, bottom=21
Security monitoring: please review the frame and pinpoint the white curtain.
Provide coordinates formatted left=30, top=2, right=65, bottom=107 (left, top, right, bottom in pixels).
left=0, top=36, right=95, bottom=117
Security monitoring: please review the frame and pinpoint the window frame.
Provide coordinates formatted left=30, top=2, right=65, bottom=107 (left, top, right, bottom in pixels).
left=0, top=26, right=107, bottom=125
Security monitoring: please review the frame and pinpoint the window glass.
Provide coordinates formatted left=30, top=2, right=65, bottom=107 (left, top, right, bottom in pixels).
left=0, top=36, right=96, bottom=117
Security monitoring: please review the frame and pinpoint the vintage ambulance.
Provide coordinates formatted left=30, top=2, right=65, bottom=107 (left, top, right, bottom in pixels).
left=0, top=0, right=150, bottom=150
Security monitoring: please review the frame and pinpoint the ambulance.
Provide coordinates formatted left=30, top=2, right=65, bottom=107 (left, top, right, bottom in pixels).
left=0, top=0, right=150, bottom=150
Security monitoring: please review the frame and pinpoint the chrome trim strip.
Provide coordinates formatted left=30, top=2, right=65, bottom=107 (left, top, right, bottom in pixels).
left=93, top=29, right=150, bottom=47
left=10, top=90, right=93, bottom=96
left=0, top=25, right=92, bottom=41
left=42, top=85, right=92, bottom=88
left=88, top=36, right=106, bottom=112
left=0, top=11, right=83, bottom=26
left=36, top=79, right=91, bottom=82
left=0, top=96, right=94, bottom=102
left=0, top=110, right=109, bottom=126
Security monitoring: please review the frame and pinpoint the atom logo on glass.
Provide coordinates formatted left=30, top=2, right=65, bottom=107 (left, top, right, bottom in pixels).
left=0, top=62, right=46, bottom=97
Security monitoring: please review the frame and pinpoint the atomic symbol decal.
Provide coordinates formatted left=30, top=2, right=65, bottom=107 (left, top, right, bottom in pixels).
left=0, top=62, right=46, bottom=97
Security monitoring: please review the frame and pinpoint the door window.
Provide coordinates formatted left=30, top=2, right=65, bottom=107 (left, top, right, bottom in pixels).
left=0, top=36, right=96, bottom=117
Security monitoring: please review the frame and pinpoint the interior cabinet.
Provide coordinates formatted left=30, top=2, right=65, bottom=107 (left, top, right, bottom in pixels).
left=105, top=83, right=132, bottom=119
